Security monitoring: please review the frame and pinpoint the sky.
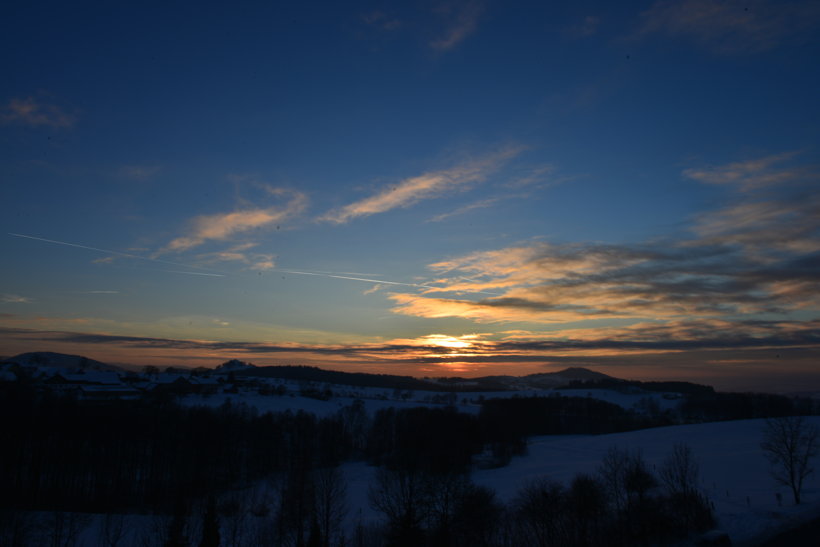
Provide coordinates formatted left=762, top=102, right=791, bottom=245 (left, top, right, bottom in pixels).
left=1, top=0, right=819, bottom=391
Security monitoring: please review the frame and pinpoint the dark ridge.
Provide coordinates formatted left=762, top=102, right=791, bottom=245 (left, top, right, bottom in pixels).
left=527, top=367, right=614, bottom=380
left=559, top=377, right=715, bottom=395
left=236, top=364, right=456, bottom=391
left=2, top=351, right=120, bottom=371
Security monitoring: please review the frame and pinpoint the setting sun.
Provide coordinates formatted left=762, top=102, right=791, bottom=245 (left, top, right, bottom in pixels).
left=424, top=335, right=475, bottom=350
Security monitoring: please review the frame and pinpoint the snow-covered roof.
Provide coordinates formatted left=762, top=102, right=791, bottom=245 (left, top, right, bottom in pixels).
left=152, top=373, right=191, bottom=384
left=55, top=370, right=124, bottom=385
left=189, top=376, right=220, bottom=385
left=0, top=370, right=17, bottom=382
left=78, top=384, right=140, bottom=393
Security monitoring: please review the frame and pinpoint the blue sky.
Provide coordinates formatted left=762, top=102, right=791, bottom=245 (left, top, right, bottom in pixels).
left=2, top=1, right=819, bottom=391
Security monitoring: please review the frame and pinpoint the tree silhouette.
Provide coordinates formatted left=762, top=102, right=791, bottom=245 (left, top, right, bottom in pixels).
left=761, top=416, right=819, bottom=504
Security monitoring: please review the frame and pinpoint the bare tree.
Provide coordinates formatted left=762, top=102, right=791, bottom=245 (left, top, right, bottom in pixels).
left=45, top=512, right=91, bottom=547
left=659, top=444, right=714, bottom=534
left=101, top=513, right=129, bottom=547
left=513, top=477, right=569, bottom=547
left=761, top=416, right=820, bottom=504
left=0, top=510, right=37, bottom=547
left=369, top=467, right=432, bottom=545
left=659, top=443, right=700, bottom=497
left=314, top=466, right=347, bottom=547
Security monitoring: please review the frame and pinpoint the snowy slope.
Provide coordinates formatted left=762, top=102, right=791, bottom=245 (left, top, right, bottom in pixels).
left=178, top=380, right=681, bottom=418
left=339, top=418, right=820, bottom=545
left=470, top=418, right=820, bottom=545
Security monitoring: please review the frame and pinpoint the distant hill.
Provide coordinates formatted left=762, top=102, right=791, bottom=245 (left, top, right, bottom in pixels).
left=213, top=359, right=257, bottom=374
left=1, top=351, right=714, bottom=396
left=232, top=364, right=621, bottom=392
left=433, top=367, right=617, bottom=391
left=2, top=352, right=121, bottom=372
left=235, top=364, right=461, bottom=392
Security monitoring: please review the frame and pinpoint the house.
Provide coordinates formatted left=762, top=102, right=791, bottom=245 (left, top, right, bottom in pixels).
left=189, top=376, right=221, bottom=395
left=76, top=384, right=141, bottom=401
left=41, top=369, right=138, bottom=399
left=149, top=373, right=197, bottom=395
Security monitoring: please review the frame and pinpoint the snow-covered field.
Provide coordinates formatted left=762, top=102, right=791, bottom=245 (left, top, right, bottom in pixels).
left=16, top=377, right=820, bottom=546
left=41, top=416, right=820, bottom=546
left=475, top=418, right=820, bottom=544
left=177, top=380, right=681, bottom=418
left=343, top=417, right=820, bottom=546
left=175, top=383, right=820, bottom=543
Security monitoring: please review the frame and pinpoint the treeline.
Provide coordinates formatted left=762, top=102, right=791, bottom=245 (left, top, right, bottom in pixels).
left=7, top=379, right=813, bottom=545
left=1, top=383, right=671, bottom=514
left=561, top=379, right=820, bottom=423
left=238, top=365, right=446, bottom=392
left=561, top=378, right=715, bottom=395
left=368, top=444, right=714, bottom=547
left=679, top=391, right=819, bottom=422
left=0, top=383, right=352, bottom=513
left=1, top=445, right=716, bottom=547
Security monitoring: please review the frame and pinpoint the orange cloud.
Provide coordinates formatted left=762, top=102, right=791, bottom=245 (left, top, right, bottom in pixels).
left=430, top=0, right=486, bottom=51
left=638, top=0, right=820, bottom=54
left=164, top=187, right=307, bottom=252
left=1, top=96, right=76, bottom=128
left=321, top=147, right=521, bottom=224
left=388, top=153, right=820, bottom=325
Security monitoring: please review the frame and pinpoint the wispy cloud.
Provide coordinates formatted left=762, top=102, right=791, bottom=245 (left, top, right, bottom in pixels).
left=118, top=165, right=162, bottom=180
left=430, top=0, right=486, bottom=51
left=321, top=147, right=522, bottom=224
left=638, top=0, right=820, bottom=54
left=196, top=243, right=276, bottom=271
left=0, top=96, right=76, bottom=128
left=428, top=197, right=503, bottom=222
left=1, top=294, right=31, bottom=304
left=391, top=153, right=820, bottom=324
left=2, top=318, right=818, bottom=363
left=683, top=151, right=805, bottom=190
left=92, top=256, right=115, bottom=264
left=163, top=187, right=307, bottom=252
left=687, top=154, right=820, bottom=256
left=362, top=10, right=402, bottom=32
left=504, top=165, right=556, bottom=189
left=567, top=15, right=601, bottom=38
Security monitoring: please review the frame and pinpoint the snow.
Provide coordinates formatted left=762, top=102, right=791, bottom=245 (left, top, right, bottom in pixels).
left=58, top=370, right=124, bottom=385
left=334, top=418, right=820, bottom=545
left=471, top=418, right=820, bottom=545
left=12, top=364, right=820, bottom=545
left=176, top=381, right=680, bottom=419
left=17, top=414, right=820, bottom=545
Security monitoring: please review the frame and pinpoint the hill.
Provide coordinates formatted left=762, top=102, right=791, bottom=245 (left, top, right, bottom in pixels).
left=2, top=351, right=121, bottom=372
left=236, top=364, right=453, bottom=391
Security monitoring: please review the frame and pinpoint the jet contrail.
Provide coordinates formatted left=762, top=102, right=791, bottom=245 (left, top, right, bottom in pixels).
left=274, top=269, right=440, bottom=290
left=10, top=232, right=497, bottom=293
left=9, top=232, right=225, bottom=276
left=273, top=269, right=500, bottom=295
left=164, top=270, right=226, bottom=277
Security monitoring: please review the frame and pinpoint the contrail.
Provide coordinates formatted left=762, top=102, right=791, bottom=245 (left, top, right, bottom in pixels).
left=164, top=270, right=226, bottom=277
left=8, top=232, right=225, bottom=276
left=274, top=269, right=500, bottom=295
left=274, top=269, right=440, bottom=290
left=10, top=232, right=497, bottom=293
